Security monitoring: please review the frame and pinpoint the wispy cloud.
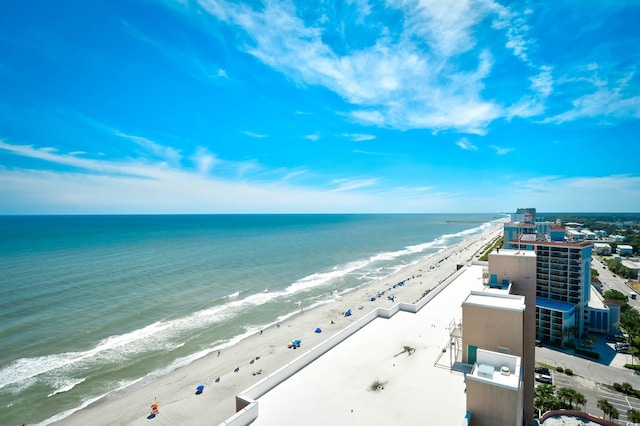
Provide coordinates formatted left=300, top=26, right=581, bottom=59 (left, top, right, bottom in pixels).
left=0, top=139, right=375, bottom=213
left=508, top=174, right=640, bottom=211
left=507, top=66, right=554, bottom=119
left=192, top=0, right=537, bottom=134
left=115, top=131, right=183, bottom=164
left=544, top=68, right=640, bottom=123
left=305, top=134, right=320, bottom=141
left=117, top=17, right=228, bottom=85
left=455, top=137, right=478, bottom=151
left=242, top=131, right=269, bottom=138
left=191, top=147, right=217, bottom=174
left=489, top=145, right=514, bottom=155
left=342, top=133, right=376, bottom=142
left=329, top=177, right=378, bottom=192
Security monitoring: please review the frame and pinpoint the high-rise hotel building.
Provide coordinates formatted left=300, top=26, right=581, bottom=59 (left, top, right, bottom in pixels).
left=502, top=209, right=603, bottom=344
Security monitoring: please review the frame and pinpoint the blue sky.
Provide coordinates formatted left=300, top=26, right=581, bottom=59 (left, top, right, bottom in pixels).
left=1, top=0, right=639, bottom=214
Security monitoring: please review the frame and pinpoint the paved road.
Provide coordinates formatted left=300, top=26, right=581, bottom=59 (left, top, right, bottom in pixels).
left=536, top=286, right=640, bottom=425
left=546, top=370, right=640, bottom=424
left=594, top=256, right=637, bottom=305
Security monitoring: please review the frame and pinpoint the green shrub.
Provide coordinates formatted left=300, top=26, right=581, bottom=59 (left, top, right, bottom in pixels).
left=556, top=366, right=564, bottom=373
left=625, top=364, right=640, bottom=372
left=565, top=368, right=573, bottom=375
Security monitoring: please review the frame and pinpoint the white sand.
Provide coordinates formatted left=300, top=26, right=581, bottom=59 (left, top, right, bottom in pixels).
left=54, top=223, right=503, bottom=426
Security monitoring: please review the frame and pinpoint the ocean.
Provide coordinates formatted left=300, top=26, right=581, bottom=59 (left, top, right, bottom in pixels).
left=0, top=213, right=502, bottom=425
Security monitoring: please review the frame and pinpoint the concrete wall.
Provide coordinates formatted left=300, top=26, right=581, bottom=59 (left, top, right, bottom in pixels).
left=462, top=304, right=523, bottom=363
left=466, top=377, right=521, bottom=426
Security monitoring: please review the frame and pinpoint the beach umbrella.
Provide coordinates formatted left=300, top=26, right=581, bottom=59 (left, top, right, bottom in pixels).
left=196, top=385, right=205, bottom=394
left=315, top=327, right=322, bottom=333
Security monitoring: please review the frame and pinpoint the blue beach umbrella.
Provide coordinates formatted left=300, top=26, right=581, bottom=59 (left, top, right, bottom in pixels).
left=196, top=385, right=205, bottom=394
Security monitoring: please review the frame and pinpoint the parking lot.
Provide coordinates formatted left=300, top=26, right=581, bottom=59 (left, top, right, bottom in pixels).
left=536, top=332, right=640, bottom=425
left=542, top=368, right=640, bottom=424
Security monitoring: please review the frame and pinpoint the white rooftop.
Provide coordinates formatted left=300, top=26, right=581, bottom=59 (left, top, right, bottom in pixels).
left=588, top=286, right=607, bottom=310
left=464, top=291, right=526, bottom=312
left=248, top=264, right=489, bottom=426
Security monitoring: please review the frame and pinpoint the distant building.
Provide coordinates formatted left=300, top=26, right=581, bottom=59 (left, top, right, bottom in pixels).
left=616, top=244, right=634, bottom=256
left=567, top=229, right=585, bottom=242
left=549, top=225, right=566, bottom=242
left=621, top=258, right=640, bottom=277
left=511, top=208, right=537, bottom=224
left=593, top=243, right=612, bottom=255
left=503, top=215, right=596, bottom=341
left=586, top=286, right=611, bottom=334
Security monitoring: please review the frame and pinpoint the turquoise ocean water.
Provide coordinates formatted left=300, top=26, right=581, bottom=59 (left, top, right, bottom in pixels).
left=0, top=214, right=503, bottom=425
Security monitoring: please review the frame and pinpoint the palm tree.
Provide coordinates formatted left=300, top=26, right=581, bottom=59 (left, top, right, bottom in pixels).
left=556, top=387, right=574, bottom=408
left=609, top=405, right=619, bottom=421
left=628, top=409, right=640, bottom=423
left=573, top=391, right=587, bottom=411
left=597, top=399, right=612, bottom=419
left=534, top=384, right=559, bottom=417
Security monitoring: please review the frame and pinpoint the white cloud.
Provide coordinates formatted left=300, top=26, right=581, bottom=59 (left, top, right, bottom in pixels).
left=546, top=79, right=640, bottom=124
left=507, top=174, right=640, bottom=212
left=455, top=138, right=478, bottom=151
left=2, top=138, right=639, bottom=213
left=193, top=0, right=534, bottom=133
left=242, top=131, right=269, bottom=138
left=0, top=140, right=376, bottom=214
left=342, top=133, right=376, bottom=141
left=507, top=66, right=554, bottom=119
left=489, top=145, right=514, bottom=155
left=115, top=131, right=183, bottom=164
left=305, top=134, right=320, bottom=141
left=191, top=147, right=218, bottom=174
left=329, top=178, right=378, bottom=192
left=394, top=0, right=494, bottom=56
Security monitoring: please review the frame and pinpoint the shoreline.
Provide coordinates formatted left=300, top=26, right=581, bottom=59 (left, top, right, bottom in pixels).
left=53, top=222, right=504, bottom=426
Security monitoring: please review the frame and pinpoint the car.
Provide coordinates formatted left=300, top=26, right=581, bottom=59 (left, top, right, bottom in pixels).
left=535, top=367, right=550, bottom=375
left=535, top=373, right=553, bottom=385
left=615, top=343, right=630, bottom=353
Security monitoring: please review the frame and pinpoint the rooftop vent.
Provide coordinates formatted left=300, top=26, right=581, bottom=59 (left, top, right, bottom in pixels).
left=500, top=366, right=510, bottom=376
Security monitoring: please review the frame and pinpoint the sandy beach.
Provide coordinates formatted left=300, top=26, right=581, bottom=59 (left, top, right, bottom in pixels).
left=54, top=222, right=503, bottom=426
